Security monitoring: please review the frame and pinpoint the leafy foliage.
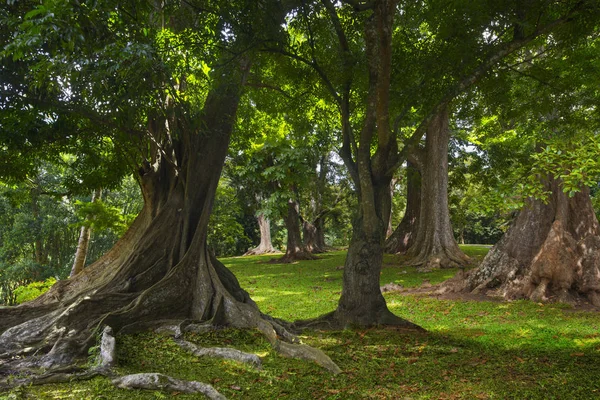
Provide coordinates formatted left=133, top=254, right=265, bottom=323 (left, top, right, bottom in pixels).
left=0, top=171, right=141, bottom=305
left=13, top=277, right=56, bottom=305
left=208, top=181, right=252, bottom=257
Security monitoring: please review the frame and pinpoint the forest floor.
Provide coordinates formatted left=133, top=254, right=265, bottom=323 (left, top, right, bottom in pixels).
left=2, top=245, right=600, bottom=399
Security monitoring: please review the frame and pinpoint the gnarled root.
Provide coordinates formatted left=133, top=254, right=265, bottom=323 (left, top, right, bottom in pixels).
left=275, top=341, right=341, bottom=374
left=0, top=241, right=341, bottom=394
left=112, top=373, right=226, bottom=399
left=175, top=338, right=262, bottom=368
left=243, top=247, right=279, bottom=256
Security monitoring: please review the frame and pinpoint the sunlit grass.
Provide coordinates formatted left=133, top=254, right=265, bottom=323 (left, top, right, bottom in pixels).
left=5, top=245, right=600, bottom=399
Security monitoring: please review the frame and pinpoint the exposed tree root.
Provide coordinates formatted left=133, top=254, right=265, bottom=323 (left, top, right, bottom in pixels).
left=0, top=242, right=341, bottom=393
left=274, top=341, right=341, bottom=374
left=175, top=338, right=262, bottom=368
left=0, top=326, right=117, bottom=391
left=112, top=373, right=226, bottom=399
left=97, top=325, right=117, bottom=370
left=0, top=367, right=106, bottom=391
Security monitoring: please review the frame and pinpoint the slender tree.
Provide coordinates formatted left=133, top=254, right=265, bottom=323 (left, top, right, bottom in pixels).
left=70, top=188, right=102, bottom=277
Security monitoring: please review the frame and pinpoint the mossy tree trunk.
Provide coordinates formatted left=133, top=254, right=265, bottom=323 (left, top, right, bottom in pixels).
left=303, top=213, right=328, bottom=254
left=314, top=216, right=327, bottom=251
left=464, top=178, right=600, bottom=306
left=323, top=0, right=419, bottom=329
left=0, top=62, right=246, bottom=369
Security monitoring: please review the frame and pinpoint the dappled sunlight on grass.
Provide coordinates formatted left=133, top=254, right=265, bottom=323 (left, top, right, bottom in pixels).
left=12, top=246, right=600, bottom=399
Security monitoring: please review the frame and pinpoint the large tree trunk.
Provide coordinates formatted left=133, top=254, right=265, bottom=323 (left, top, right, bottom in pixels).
left=70, top=188, right=102, bottom=277
left=314, top=215, right=327, bottom=251
left=307, top=0, right=419, bottom=329
left=302, top=219, right=326, bottom=254
left=0, top=59, right=338, bottom=385
left=385, top=163, right=421, bottom=254
left=279, top=199, right=315, bottom=263
left=244, top=213, right=277, bottom=256
left=405, top=107, right=470, bottom=269
left=303, top=155, right=328, bottom=254
left=459, top=178, right=600, bottom=306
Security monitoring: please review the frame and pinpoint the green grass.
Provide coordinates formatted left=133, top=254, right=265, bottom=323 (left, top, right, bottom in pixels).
left=3, top=245, right=600, bottom=399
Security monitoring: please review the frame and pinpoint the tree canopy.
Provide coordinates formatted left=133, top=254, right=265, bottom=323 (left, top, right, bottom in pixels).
left=0, top=0, right=599, bottom=394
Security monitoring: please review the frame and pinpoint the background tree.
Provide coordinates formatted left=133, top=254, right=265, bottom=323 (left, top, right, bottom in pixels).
left=70, top=187, right=102, bottom=277
left=273, top=0, right=596, bottom=327
left=446, top=32, right=600, bottom=306
left=385, top=162, right=421, bottom=254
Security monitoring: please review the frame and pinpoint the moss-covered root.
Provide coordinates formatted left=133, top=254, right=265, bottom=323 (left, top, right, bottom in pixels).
left=275, top=341, right=342, bottom=374
left=112, top=373, right=226, bottom=399
left=255, top=319, right=342, bottom=374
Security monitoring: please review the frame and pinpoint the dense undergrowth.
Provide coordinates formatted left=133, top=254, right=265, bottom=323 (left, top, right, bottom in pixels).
left=2, top=245, right=599, bottom=399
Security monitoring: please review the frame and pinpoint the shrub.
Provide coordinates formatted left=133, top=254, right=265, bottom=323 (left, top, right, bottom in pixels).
left=14, top=277, right=57, bottom=304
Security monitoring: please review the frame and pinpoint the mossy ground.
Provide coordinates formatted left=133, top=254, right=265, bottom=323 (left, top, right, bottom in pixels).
left=3, top=245, right=600, bottom=399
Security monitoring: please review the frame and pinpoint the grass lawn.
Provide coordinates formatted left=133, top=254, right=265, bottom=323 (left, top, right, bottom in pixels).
left=3, top=245, right=600, bottom=399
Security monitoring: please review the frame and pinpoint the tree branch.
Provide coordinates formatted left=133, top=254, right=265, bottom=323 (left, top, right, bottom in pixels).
left=387, top=3, right=588, bottom=176
left=246, top=81, right=294, bottom=98
left=341, top=0, right=375, bottom=11
left=320, top=0, right=360, bottom=186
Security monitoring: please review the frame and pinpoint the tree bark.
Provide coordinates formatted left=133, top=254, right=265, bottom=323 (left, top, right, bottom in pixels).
left=315, top=215, right=327, bottom=251
left=459, top=178, right=600, bottom=306
left=70, top=188, right=102, bottom=278
left=385, top=163, right=421, bottom=254
left=244, top=213, right=277, bottom=256
left=405, top=107, right=470, bottom=269
left=303, top=219, right=325, bottom=254
left=279, top=199, right=315, bottom=263
left=385, top=177, right=399, bottom=238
